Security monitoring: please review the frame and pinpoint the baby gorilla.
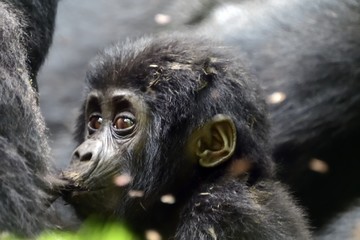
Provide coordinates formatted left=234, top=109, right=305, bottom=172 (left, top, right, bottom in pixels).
left=61, top=35, right=310, bottom=239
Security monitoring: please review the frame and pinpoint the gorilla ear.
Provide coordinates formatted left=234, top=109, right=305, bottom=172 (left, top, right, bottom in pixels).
left=190, top=114, right=237, bottom=167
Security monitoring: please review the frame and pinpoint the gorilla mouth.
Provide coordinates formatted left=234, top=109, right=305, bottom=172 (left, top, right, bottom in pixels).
left=59, top=158, right=100, bottom=191
left=60, top=180, right=107, bottom=193
left=61, top=184, right=109, bottom=204
left=70, top=188, right=106, bottom=198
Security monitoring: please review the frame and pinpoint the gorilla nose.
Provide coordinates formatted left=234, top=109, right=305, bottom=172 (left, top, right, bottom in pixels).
left=74, top=151, right=92, bottom=162
left=71, top=139, right=103, bottom=162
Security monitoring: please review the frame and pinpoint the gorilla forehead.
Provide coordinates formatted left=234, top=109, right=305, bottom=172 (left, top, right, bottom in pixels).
left=85, top=34, right=228, bottom=93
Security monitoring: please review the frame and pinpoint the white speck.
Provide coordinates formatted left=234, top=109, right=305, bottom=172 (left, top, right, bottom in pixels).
left=267, top=92, right=286, bottom=104
left=145, top=229, right=162, bottom=240
left=128, top=190, right=144, bottom=198
left=160, top=194, right=176, bottom=204
left=208, top=227, right=217, bottom=240
left=309, top=158, right=329, bottom=174
left=113, top=174, right=132, bottom=187
left=154, top=14, right=171, bottom=25
left=199, top=192, right=211, bottom=196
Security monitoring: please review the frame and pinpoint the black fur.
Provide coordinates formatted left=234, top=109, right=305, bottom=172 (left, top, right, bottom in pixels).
left=64, top=35, right=311, bottom=239
left=0, top=0, right=57, bottom=236
left=2, top=0, right=58, bottom=91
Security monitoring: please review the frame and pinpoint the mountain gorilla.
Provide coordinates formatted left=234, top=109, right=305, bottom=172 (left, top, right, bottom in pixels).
left=0, top=0, right=58, bottom=236
left=61, top=35, right=311, bottom=239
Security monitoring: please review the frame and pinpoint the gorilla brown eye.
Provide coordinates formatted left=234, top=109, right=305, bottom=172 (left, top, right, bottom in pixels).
left=113, top=112, right=135, bottom=135
left=88, top=114, right=103, bottom=132
left=115, top=117, right=134, bottom=129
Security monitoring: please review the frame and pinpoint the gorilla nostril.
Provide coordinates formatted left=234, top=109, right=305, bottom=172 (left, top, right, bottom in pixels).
left=80, top=152, right=93, bottom=162
left=73, top=151, right=80, bottom=159
left=71, top=151, right=81, bottom=163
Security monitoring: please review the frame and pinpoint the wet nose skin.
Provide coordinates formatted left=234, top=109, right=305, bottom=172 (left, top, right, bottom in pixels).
left=71, top=139, right=103, bottom=163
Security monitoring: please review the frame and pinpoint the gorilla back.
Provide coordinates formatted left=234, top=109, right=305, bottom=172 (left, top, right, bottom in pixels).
left=0, top=0, right=58, bottom=236
left=62, top=35, right=311, bottom=239
left=196, top=0, right=360, bottom=226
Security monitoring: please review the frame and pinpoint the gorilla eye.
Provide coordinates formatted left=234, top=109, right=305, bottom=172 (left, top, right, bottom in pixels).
left=88, top=114, right=103, bottom=132
left=113, top=112, right=135, bottom=135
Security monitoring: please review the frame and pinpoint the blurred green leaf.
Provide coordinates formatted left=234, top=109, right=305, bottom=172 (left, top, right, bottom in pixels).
left=1, top=219, right=138, bottom=240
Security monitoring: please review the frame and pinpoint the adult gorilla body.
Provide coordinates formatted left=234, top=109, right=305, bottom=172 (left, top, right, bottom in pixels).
left=182, top=0, right=360, bottom=228
left=0, top=0, right=58, bottom=236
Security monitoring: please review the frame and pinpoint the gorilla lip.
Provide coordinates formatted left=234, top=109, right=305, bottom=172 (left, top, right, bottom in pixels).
left=60, top=155, right=100, bottom=187
left=61, top=182, right=109, bottom=199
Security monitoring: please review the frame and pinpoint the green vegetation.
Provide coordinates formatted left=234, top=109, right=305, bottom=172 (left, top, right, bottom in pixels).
left=1, top=220, right=138, bottom=240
